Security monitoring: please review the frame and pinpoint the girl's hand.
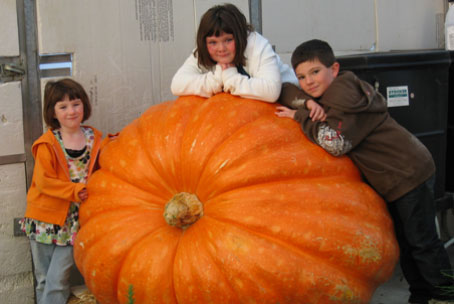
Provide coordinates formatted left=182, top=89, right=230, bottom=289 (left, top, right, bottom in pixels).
left=306, top=100, right=327, bottom=122
left=220, top=63, right=235, bottom=70
left=275, top=106, right=296, bottom=119
left=78, top=188, right=88, bottom=202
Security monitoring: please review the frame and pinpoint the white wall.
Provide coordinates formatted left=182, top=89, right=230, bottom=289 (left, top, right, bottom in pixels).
left=36, top=0, right=249, bottom=136
left=262, top=0, right=445, bottom=62
left=37, top=0, right=195, bottom=135
left=0, top=0, right=19, bottom=55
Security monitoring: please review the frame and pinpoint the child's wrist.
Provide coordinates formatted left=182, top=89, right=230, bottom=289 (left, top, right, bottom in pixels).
left=292, top=98, right=307, bottom=109
left=305, top=99, right=317, bottom=110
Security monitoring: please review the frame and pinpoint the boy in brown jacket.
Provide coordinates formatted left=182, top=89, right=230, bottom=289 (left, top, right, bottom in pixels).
left=275, top=39, right=452, bottom=304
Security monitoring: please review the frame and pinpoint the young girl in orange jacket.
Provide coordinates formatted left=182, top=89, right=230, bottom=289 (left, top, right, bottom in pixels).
left=21, top=78, right=105, bottom=304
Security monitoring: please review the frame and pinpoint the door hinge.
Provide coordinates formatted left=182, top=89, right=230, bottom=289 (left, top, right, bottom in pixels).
left=0, top=63, right=26, bottom=82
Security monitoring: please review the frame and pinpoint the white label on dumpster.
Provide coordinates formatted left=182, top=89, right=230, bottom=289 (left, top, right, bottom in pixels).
left=386, top=86, right=409, bottom=107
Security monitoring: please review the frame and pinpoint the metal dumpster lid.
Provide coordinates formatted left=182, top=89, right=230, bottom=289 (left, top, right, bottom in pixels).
left=337, top=49, right=452, bottom=70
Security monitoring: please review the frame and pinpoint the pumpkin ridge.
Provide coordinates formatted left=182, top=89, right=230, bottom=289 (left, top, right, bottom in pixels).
left=195, top=122, right=360, bottom=201
left=135, top=113, right=180, bottom=195
left=196, top=216, right=372, bottom=302
left=91, top=169, right=171, bottom=204
left=82, top=205, right=167, bottom=229
left=136, top=97, right=201, bottom=194
left=193, top=116, right=293, bottom=196
left=176, top=96, right=250, bottom=193
left=117, top=225, right=182, bottom=302
left=78, top=208, right=168, bottom=249
left=75, top=210, right=166, bottom=303
left=188, top=108, right=273, bottom=195
left=98, top=120, right=176, bottom=198
left=173, top=222, right=240, bottom=303
left=197, top=174, right=362, bottom=204
left=201, top=176, right=365, bottom=200
left=202, top=213, right=391, bottom=288
left=76, top=208, right=157, bottom=254
left=202, top=182, right=396, bottom=283
left=204, top=208, right=392, bottom=257
left=80, top=195, right=167, bottom=226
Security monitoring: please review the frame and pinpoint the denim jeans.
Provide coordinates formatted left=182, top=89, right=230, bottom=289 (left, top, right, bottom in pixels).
left=29, top=240, right=74, bottom=304
left=387, top=176, right=452, bottom=302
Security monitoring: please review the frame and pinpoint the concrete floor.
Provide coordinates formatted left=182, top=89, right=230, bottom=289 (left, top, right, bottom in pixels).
left=370, top=243, right=454, bottom=304
left=370, top=262, right=411, bottom=304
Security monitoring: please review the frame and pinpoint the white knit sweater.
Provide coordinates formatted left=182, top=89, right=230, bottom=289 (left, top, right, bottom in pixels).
left=171, top=32, right=298, bottom=102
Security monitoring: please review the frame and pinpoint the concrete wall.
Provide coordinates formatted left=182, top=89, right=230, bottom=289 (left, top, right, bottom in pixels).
left=0, top=163, right=34, bottom=303
left=0, top=0, right=35, bottom=303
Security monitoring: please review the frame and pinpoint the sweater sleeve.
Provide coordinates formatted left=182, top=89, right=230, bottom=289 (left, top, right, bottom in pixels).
left=32, top=143, right=86, bottom=202
left=278, top=82, right=311, bottom=109
left=294, top=109, right=353, bottom=156
left=171, top=53, right=223, bottom=98
left=222, top=34, right=282, bottom=102
left=293, top=75, right=379, bottom=156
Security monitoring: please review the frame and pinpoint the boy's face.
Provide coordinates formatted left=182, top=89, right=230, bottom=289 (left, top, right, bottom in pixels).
left=295, top=59, right=339, bottom=98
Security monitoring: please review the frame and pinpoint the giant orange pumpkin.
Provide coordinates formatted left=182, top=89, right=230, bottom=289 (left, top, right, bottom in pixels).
left=74, top=93, right=399, bottom=304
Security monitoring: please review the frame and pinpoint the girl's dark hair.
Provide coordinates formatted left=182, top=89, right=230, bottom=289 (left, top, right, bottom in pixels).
left=195, top=3, right=252, bottom=68
left=291, top=39, right=336, bottom=70
left=43, top=78, right=91, bottom=129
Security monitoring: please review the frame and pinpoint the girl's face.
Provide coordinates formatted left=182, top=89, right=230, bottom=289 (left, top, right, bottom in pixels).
left=54, top=95, right=84, bottom=130
left=206, top=32, right=236, bottom=65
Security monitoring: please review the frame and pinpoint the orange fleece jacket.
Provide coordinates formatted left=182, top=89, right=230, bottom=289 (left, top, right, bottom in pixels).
left=25, top=126, right=103, bottom=226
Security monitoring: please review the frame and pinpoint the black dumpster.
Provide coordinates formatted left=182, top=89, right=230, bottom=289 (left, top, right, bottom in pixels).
left=337, top=50, right=451, bottom=200
left=447, top=51, right=454, bottom=192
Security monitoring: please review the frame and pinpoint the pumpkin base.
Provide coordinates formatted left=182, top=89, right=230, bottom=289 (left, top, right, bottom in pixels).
left=163, top=192, right=203, bottom=229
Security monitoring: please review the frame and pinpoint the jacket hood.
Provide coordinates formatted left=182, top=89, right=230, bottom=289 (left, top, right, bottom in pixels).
left=32, top=126, right=103, bottom=157
left=32, top=129, right=57, bottom=158
left=320, top=71, right=388, bottom=114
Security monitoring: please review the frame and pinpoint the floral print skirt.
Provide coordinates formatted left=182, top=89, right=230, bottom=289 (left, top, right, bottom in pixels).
left=21, top=202, right=80, bottom=246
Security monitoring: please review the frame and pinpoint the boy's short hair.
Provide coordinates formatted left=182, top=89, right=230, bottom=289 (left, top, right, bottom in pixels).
left=291, top=39, right=336, bottom=70
left=43, top=78, right=91, bottom=129
left=195, top=3, right=252, bottom=69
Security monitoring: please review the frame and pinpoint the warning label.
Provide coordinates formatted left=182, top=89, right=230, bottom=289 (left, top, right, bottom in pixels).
left=386, top=86, right=409, bottom=107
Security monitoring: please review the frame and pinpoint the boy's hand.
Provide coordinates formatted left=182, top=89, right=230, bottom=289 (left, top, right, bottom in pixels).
left=275, top=106, right=296, bottom=119
left=78, top=188, right=88, bottom=202
left=306, top=100, right=327, bottom=122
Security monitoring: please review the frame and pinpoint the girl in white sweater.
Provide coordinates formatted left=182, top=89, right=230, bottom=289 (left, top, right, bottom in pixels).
left=171, top=3, right=298, bottom=103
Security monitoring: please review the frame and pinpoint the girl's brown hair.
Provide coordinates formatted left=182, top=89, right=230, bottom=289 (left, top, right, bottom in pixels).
left=43, top=78, right=91, bottom=129
left=195, top=4, right=252, bottom=68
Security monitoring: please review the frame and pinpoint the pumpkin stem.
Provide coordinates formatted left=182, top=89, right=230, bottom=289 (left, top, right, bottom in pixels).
left=163, top=192, right=204, bottom=229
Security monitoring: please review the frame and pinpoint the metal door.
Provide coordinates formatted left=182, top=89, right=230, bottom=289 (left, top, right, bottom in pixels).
left=0, top=0, right=41, bottom=302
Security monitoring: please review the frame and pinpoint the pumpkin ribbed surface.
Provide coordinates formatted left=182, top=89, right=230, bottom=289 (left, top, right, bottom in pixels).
left=74, top=93, right=399, bottom=304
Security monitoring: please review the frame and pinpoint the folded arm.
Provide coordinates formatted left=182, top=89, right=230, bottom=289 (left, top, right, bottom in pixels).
left=222, top=40, right=282, bottom=102
left=33, top=144, right=86, bottom=202
left=171, top=54, right=223, bottom=98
